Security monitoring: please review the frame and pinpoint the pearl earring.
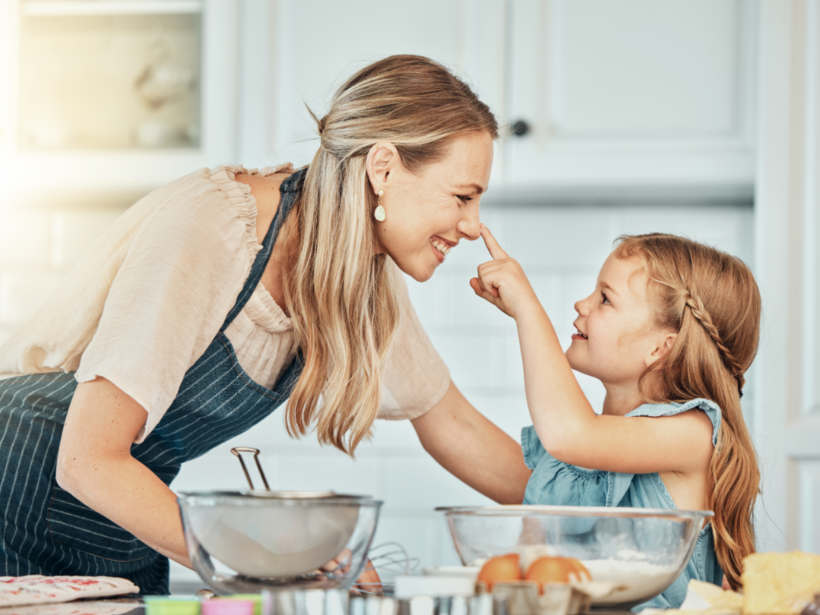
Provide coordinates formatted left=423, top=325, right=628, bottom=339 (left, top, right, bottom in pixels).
left=374, top=189, right=386, bottom=222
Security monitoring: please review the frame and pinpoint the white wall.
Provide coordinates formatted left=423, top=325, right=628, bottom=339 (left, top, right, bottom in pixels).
left=0, top=191, right=751, bottom=588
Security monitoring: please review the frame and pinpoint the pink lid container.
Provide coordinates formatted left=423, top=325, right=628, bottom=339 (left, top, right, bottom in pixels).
left=201, top=599, right=255, bottom=615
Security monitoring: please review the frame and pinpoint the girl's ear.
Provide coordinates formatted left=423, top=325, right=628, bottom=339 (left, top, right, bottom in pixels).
left=644, top=331, right=677, bottom=368
left=365, top=142, right=399, bottom=193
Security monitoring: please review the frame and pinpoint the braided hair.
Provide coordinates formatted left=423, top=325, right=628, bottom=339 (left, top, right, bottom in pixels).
left=614, top=233, right=761, bottom=590
left=682, top=291, right=746, bottom=397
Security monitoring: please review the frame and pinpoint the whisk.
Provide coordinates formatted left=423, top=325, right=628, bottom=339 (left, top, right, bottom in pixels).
left=355, top=541, right=420, bottom=596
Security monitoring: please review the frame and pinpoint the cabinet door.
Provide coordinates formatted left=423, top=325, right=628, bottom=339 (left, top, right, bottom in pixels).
left=0, top=1, right=15, bottom=173
left=505, top=0, right=756, bottom=194
left=9, top=0, right=239, bottom=198
left=238, top=0, right=505, bottom=173
left=753, top=0, right=820, bottom=554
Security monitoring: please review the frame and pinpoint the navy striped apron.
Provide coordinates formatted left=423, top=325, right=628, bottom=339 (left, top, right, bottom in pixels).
left=0, top=168, right=307, bottom=594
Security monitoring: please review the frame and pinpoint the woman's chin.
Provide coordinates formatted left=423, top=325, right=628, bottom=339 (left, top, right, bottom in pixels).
left=393, top=259, right=437, bottom=282
left=406, top=271, right=434, bottom=283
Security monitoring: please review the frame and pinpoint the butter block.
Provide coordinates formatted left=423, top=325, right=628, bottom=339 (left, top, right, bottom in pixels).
left=742, top=551, right=820, bottom=614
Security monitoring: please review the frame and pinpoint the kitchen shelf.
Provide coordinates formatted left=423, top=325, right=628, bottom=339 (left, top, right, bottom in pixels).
left=7, top=0, right=239, bottom=208
left=22, top=1, right=202, bottom=16
left=10, top=149, right=216, bottom=203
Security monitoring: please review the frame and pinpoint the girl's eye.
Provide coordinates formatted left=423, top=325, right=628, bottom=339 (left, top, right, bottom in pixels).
left=456, top=195, right=473, bottom=204
left=601, top=292, right=610, bottom=305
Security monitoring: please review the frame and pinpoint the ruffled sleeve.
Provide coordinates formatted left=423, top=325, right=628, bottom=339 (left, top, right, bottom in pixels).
left=377, top=259, right=450, bottom=420
left=627, top=397, right=722, bottom=446
left=521, top=426, right=612, bottom=506
left=75, top=166, right=263, bottom=443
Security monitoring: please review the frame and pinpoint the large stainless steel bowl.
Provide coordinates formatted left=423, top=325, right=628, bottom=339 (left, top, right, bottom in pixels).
left=178, top=490, right=382, bottom=593
left=437, top=505, right=712, bottom=607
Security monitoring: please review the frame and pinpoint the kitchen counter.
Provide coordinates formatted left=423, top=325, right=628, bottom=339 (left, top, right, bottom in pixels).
left=0, top=597, right=635, bottom=615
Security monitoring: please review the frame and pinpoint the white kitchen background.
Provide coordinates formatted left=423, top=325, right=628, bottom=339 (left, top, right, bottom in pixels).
left=0, top=0, right=817, bottom=591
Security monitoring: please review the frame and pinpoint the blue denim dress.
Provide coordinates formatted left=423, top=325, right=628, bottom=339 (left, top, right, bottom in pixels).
left=521, top=398, right=724, bottom=610
left=0, top=168, right=307, bottom=594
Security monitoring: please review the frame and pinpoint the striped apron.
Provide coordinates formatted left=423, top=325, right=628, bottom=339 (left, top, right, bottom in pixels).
left=0, top=168, right=307, bottom=594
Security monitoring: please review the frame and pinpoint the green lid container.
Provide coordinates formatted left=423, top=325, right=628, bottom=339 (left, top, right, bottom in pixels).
left=144, top=596, right=202, bottom=615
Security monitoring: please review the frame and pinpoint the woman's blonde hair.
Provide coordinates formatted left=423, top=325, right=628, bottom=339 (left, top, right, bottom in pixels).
left=284, top=55, right=497, bottom=455
left=615, top=233, right=761, bottom=590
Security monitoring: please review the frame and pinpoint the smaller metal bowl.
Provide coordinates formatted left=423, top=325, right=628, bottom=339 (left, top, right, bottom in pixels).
left=178, top=490, right=382, bottom=593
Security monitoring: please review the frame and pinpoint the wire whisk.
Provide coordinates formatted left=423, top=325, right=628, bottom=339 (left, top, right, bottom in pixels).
left=354, top=541, right=420, bottom=596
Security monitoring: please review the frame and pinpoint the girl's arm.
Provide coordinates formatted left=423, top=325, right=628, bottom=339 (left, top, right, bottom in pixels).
left=411, top=380, right=531, bottom=504
left=56, top=377, right=191, bottom=567
left=472, top=226, right=713, bottom=475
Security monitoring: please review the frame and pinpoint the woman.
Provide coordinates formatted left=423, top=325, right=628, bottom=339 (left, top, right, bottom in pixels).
left=0, top=55, right=531, bottom=593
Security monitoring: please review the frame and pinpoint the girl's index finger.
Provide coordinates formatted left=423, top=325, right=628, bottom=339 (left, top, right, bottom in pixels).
left=480, top=224, right=509, bottom=259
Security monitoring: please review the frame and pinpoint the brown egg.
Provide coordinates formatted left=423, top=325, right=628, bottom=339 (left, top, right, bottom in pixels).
left=524, top=556, right=591, bottom=594
left=476, top=553, right=522, bottom=590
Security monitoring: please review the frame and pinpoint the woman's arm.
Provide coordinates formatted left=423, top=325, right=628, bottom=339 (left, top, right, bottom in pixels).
left=411, top=380, right=531, bottom=504
left=56, top=377, right=191, bottom=567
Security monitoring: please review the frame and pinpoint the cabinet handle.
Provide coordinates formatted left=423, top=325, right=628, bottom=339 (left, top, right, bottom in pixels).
left=510, top=119, right=531, bottom=137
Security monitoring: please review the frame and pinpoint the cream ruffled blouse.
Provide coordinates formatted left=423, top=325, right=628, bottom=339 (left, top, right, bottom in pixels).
left=0, top=164, right=450, bottom=443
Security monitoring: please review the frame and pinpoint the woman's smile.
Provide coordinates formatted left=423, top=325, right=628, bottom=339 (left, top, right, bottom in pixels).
left=431, top=235, right=455, bottom=262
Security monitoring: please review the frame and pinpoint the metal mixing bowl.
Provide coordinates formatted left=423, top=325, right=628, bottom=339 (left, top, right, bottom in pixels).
left=178, top=490, right=382, bottom=593
left=437, top=505, right=712, bottom=607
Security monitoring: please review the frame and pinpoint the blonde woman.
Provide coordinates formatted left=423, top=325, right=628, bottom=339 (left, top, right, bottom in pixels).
left=471, top=228, right=761, bottom=608
left=0, top=55, right=531, bottom=593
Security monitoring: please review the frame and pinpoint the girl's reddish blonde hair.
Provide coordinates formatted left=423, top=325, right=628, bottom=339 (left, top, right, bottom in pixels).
left=615, top=233, right=761, bottom=590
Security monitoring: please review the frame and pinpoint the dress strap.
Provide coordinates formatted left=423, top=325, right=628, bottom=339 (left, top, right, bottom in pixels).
left=219, top=167, right=307, bottom=332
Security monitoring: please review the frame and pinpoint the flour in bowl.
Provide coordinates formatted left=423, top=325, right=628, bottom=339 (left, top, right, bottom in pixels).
left=574, top=559, right=680, bottom=605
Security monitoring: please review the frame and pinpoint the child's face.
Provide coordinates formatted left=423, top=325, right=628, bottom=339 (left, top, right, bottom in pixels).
left=566, top=253, right=671, bottom=386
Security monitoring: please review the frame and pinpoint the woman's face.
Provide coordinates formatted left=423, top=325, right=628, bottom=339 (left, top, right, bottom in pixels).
left=371, top=130, right=494, bottom=281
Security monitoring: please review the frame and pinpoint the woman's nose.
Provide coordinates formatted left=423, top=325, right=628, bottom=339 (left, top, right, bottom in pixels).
left=457, top=204, right=481, bottom=240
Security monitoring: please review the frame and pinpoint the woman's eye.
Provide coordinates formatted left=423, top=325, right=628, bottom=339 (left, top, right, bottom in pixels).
left=456, top=195, right=472, bottom=204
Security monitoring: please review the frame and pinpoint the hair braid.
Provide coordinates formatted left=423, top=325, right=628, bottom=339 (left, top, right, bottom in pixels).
left=683, top=291, right=746, bottom=396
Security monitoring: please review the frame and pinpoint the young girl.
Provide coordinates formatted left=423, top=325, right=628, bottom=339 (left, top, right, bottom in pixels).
left=471, top=226, right=761, bottom=609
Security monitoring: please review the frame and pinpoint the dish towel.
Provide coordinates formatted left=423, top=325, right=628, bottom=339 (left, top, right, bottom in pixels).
left=0, top=576, right=140, bottom=607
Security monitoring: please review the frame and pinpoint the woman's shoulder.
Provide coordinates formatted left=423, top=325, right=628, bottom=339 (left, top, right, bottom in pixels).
left=124, top=163, right=294, bottom=253
left=151, top=163, right=294, bottom=206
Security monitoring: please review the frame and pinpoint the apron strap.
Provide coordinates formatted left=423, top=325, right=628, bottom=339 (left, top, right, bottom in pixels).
left=220, top=167, right=307, bottom=332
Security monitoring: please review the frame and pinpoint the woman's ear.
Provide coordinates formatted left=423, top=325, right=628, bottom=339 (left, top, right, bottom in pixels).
left=644, top=331, right=677, bottom=368
left=365, top=142, right=399, bottom=193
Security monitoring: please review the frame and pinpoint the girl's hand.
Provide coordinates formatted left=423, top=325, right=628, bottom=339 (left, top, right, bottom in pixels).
left=470, top=224, right=539, bottom=319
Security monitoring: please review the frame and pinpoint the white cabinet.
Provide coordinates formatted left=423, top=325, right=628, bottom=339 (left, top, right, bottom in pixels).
left=7, top=0, right=240, bottom=201
left=0, top=2, right=13, bottom=165
left=752, top=0, right=820, bottom=553
left=503, top=0, right=757, bottom=196
left=6, top=1, right=759, bottom=201
left=239, top=0, right=756, bottom=197
left=238, top=0, right=506, bottom=176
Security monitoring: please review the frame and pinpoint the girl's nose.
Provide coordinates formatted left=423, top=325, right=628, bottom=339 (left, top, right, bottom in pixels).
left=457, top=203, right=481, bottom=240
left=574, top=296, right=590, bottom=315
